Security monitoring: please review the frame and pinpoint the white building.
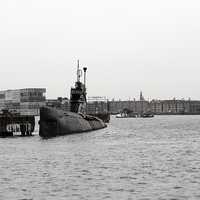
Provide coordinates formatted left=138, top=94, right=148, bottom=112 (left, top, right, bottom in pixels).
left=0, top=88, right=46, bottom=115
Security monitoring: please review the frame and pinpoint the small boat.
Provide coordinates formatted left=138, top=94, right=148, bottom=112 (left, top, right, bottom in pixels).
left=140, top=112, right=154, bottom=118
left=116, top=114, right=136, bottom=118
left=116, top=108, right=137, bottom=118
left=39, top=61, right=107, bottom=138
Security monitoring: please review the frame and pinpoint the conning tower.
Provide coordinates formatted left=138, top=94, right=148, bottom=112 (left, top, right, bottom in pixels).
left=70, top=60, right=87, bottom=114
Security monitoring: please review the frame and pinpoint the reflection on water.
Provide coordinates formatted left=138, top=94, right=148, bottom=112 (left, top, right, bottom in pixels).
left=1, top=115, right=200, bottom=199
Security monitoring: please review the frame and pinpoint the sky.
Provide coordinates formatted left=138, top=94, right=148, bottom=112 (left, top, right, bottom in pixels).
left=0, top=0, right=200, bottom=100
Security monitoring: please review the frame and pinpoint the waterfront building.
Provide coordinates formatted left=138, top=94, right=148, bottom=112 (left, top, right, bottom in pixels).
left=108, top=98, right=200, bottom=115
left=189, top=101, right=200, bottom=114
left=108, top=100, right=150, bottom=114
left=150, top=99, right=194, bottom=114
left=0, top=88, right=46, bottom=115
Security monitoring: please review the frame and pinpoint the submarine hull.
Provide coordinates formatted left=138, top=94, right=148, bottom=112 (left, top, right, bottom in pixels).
left=39, top=107, right=107, bottom=138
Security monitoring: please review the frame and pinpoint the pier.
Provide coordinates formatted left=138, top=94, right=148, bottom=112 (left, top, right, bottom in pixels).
left=0, top=110, right=35, bottom=137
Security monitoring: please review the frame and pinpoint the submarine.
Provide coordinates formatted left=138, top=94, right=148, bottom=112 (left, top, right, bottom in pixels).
left=39, top=61, right=107, bottom=138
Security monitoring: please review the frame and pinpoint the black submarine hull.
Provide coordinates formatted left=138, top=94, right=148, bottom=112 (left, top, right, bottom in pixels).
left=39, top=107, right=107, bottom=138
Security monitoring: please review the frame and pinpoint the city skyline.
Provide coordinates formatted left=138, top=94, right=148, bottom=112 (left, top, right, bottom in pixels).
left=0, top=0, right=200, bottom=100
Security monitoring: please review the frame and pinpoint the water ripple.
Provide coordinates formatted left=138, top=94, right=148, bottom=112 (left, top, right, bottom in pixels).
left=1, top=115, right=200, bottom=199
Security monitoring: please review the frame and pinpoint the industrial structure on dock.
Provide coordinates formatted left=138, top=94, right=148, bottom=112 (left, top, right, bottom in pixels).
left=0, top=88, right=46, bottom=115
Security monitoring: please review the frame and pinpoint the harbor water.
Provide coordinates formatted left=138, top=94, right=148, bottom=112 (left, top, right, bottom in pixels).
left=1, top=115, right=200, bottom=199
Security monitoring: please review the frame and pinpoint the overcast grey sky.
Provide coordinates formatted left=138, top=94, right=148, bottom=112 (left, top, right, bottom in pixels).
left=0, top=0, right=200, bottom=100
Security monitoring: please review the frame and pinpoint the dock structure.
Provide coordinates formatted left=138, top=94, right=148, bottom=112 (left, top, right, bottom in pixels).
left=0, top=109, right=35, bottom=137
left=0, top=88, right=45, bottom=137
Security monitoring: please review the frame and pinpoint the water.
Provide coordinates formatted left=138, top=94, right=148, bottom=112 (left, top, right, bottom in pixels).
left=1, top=115, right=200, bottom=200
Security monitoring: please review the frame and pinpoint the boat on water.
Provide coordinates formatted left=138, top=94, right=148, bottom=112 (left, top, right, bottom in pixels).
left=116, top=108, right=137, bottom=118
left=39, top=61, right=107, bottom=138
left=140, top=112, right=154, bottom=118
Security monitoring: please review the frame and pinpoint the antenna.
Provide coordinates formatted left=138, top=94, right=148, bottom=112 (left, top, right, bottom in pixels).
left=77, top=60, right=82, bottom=82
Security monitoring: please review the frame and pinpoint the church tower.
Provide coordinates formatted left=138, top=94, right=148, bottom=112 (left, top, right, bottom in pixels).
left=140, top=91, right=145, bottom=101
